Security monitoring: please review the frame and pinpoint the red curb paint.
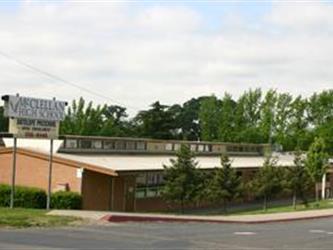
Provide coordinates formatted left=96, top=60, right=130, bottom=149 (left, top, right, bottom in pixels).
left=100, top=214, right=333, bottom=224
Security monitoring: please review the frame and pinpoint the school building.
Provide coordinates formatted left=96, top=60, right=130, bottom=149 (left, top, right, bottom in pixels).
left=0, top=135, right=332, bottom=212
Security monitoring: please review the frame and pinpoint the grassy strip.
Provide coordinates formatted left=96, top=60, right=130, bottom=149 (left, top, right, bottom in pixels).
left=0, top=208, right=80, bottom=228
left=226, top=200, right=333, bottom=216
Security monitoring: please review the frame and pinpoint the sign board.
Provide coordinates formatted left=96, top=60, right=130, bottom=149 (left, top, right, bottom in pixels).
left=1, top=95, right=67, bottom=210
left=2, top=95, right=67, bottom=139
left=9, top=118, right=60, bottom=139
left=3, top=95, right=66, bottom=121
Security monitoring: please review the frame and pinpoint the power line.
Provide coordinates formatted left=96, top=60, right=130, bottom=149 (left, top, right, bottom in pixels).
left=0, top=50, right=140, bottom=111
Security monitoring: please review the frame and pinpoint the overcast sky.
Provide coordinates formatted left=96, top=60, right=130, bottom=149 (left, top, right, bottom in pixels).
left=0, top=0, right=332, bottom=115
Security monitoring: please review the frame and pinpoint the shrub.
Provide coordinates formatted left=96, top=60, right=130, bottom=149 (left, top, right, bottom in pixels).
left=0, top=184, right=46, bottom=208
left=51, top=191, right=82, bottom=210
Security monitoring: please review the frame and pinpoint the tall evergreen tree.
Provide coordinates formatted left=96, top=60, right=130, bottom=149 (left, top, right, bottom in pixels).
left=162, top=144, right=200, bottom=213
left=250, top=155, right=281, bottom=211
left=283, top=150, right=312, bottom=209
left=208, top=155, right=242, bottom=213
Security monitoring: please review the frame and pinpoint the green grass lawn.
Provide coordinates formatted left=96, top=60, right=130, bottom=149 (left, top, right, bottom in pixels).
left=225, top=200, right=333, bottom=216
left=0, top=208, right=81, bottom=228
left=176, top=200, right=333, bottom=216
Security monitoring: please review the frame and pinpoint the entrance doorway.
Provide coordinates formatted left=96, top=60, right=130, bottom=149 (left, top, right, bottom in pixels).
left=124, top=176, right=135, bottom=212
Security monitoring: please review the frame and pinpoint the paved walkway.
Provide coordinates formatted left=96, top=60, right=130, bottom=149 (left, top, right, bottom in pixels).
left=49, top=208, right=333, bottom=224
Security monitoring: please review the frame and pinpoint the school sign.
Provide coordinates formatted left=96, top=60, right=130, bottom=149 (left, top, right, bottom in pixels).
left=2, top=95, right=67, bottom=139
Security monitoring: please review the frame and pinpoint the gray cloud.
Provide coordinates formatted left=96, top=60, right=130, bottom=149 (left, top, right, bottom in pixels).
left=0, top=1, right=332, bottom=115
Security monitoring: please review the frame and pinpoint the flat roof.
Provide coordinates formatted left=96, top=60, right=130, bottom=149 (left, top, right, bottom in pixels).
left=0, top=138, right=295, bottom=173
left=54, top=153, right=295, bottom=172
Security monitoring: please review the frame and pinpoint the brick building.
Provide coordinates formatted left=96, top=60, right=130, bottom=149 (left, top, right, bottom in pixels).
left=0, top=135, right=331, bottom=212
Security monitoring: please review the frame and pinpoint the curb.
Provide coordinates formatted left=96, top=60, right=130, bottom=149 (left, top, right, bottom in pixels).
left=101, top=213, right=333, bottom=224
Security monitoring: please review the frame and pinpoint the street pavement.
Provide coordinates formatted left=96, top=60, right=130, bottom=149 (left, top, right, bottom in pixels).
left=1, top=218, right=333, bottom=249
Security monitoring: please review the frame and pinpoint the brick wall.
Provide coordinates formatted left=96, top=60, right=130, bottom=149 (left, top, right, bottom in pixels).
left=0, top=151, right=81, bottom=193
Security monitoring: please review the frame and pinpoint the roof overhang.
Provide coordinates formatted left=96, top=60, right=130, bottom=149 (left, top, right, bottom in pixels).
left=0, top=147, right=118, bottom=177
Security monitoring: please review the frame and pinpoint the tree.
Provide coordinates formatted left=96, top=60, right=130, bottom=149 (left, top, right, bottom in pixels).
left=60, top=97, right=107, bottom=135
left=60, top=98, right=130, bottom=137
left=259, top=89, right=277, bottom=144
left=283, top=150, right=312, bottom=209
left=133, top=101, right=176, bottom=139
left=305, top=137, right=329, bottom=203
left=162, top=144, right=200, bottom=213
left=308, top=91, right=333, bottom=153
left=289, top=96, right=312, bottom=150
left=218, top=94, right=237, bottom=142
left=176, top=97, right=204, bottom=141
left=101, top=105, right=132, bottom=137
left=0, top=106, right=8, bottom=132
left=208, top=155, right=242, bottom=213
left=199, top=95, right=221, bottom=141
left=274, top=93, right=293, bottom=150
left=234, top=89, right=263, bottom=143
left=250, top=155, right=281, bottom=211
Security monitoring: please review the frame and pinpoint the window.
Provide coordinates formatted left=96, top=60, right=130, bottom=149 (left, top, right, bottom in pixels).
left=80, top=140, right=92, bottom=149
left=174, top=144, right=181, bottom=151
left=92, top=140, right=102, bottom=149
left=146, top=187, right=159, bottom=198
left=135, top=172, right=164, bottom=199
left=136, top=174, right=146, bottom=187
left=126, top=141, right=135, bottom=150
left=135, top=188, right=146, bottom=198
left=104, top=141, right=115, bottom=149
left=136, top=141, right=146, bottom=150
left=165, top=143, right=173, bottom=151
left=205, top=145, right=212, bottom=152
left=115, top=141, right=126, bottom=150
left=65, top=139, right=77, bottom=148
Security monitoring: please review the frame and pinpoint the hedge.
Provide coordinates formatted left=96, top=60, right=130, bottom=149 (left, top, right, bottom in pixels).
left=0, top=184, right=46, bottom=208
left=0, top=184, right=82, bottom=210
left=51, top=191, right=82, bottom=210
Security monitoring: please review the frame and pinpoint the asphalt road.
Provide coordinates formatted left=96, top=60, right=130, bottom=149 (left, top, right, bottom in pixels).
left=1, top=218, right=333, bottom=249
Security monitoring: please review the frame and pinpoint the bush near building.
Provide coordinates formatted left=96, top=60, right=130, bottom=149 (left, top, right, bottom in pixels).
left=0, top=184, right=46, bottom=208
left=0, top=184, right=82, bottom=210
left=51, top=191, right=82, bottom=210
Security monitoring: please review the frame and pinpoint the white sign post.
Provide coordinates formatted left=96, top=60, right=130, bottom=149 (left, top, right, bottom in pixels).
left=10, top=137, right=17, bottom=209
left=2, top=94, right=66, bottom=210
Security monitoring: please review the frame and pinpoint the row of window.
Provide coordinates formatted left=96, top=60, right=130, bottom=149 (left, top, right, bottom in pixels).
left=136, top=173, right=164, bottom=199
left=65, top=139, right=147, bottom=151
left=165, top=143, right=212, bottom=152
left=64, top=139, right=263, bottom=154
left=136, top=173, right=164, bottom=187
left=226, top=145, right=262, bottom=153
left=135, top=186, right=163, bottom=198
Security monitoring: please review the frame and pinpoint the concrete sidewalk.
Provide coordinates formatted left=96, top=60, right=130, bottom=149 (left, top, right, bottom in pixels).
left=49, top=208, right=333, bottom=224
